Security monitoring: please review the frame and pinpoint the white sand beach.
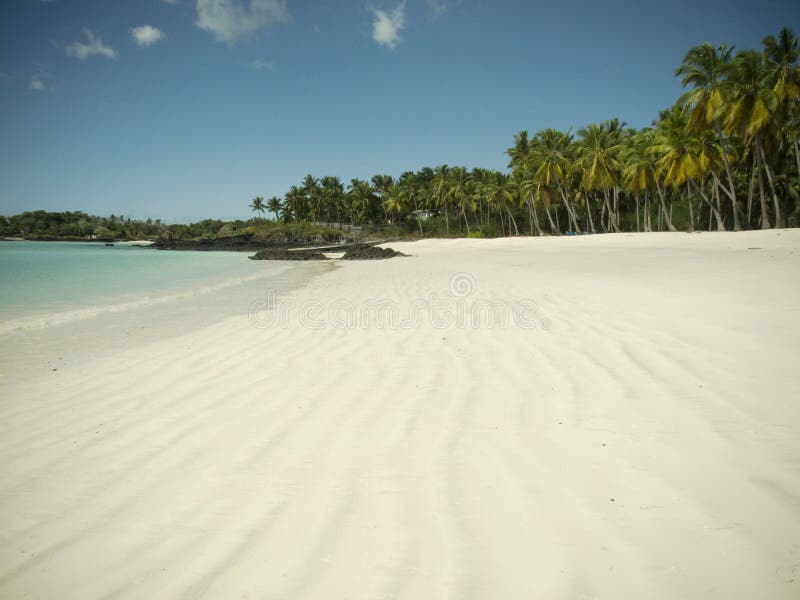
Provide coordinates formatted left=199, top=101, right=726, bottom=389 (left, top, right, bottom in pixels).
left=1, top=230, right=799, bottom=599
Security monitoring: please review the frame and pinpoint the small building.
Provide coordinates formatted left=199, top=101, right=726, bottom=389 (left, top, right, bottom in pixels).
left=410, top=209, right=440, bottom=221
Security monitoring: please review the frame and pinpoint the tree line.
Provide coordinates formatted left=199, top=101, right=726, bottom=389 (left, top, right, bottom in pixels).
left=251, top=28, right=800, bottom=235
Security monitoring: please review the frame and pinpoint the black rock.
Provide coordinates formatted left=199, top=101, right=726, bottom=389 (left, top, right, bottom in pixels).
left=341, top=244, right=406, bottom=260
left=249, top=248, right=328, bottom=261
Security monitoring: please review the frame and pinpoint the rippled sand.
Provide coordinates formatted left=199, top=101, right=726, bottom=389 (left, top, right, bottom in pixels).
left=1, top=231, right=799, bottom=599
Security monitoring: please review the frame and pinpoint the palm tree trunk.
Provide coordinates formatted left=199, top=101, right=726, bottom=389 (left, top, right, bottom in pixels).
left=758, top=137, right=783, bottom=228
left=686, top=182, right=694, bottom=232
left=689, top=178, right=725, bottom=231
left=599, top=198, right=606, bottom=231
left=527, top=195, right=543, bottom=236
left=747, top=159, right=755, bottom=228
left=755, top=136, right=770, bottom=229
left=506, top=205, right=520, bottom=236
left=462, top=207, right=471, bottom=234
left=635, top=193, right=640, bottom=232
left=644, top=191, right=652, bottom=232
left=542, top=201, right=558, bottom=234
left=711, top=171, right=742, bottom=231
left=586, top=194, right=596, bottom=232
left=558, top=187, right=582, bottom=233
left=794, top=140, right=800, bottom=181
left=714, top=122, right=742, bottom=231
left=602, top=189, right=619, bottom=232
left=654, top=180, right=677, bottom=231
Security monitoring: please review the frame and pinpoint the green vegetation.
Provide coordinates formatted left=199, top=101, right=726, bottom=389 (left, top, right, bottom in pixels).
left=0, top=210, right=342, bottom=243
left=3, top=28, right=798, bottom=241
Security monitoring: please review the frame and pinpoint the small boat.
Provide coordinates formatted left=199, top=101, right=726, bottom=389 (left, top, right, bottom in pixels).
left=105, top=242, right=114, bottom=246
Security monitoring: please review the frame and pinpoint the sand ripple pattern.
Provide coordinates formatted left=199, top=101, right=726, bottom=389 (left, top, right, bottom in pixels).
left=1, top=232, right=799, bottom=599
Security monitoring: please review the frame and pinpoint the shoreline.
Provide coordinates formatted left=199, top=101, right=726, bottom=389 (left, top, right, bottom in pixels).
left=1, top=231, right=799, bottom=598
left=0, top=258, right=330, bottom=388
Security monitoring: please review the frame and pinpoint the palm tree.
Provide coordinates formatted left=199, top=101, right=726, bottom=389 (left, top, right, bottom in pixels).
left=346, top=179, right=375, bottom=225
left=725, top=49, right=781, bottom=227
left=621, top=130, right=659, bottom=231
left=446, top=166, right=473, bottom=233
left=763, top=28, right=800, bottom=216
left=675, top=42, right=743, bottom=230
left=575, top=123, right=622, bottom=232
left=384, top=183, right=406, bottom=224
left=529, top=128, right=581, bottom=233
left=653, top=105, right=725, bottom=230
left=482, top=172, right=519, bottom=236
left=371, top=174, right=393, bottom=222
left=432, top=165, right=452, bottom=233
left=249, top=196, right=265, bottom=217
left=301, top=174, right=321, bottom=221
left=763, top=28, right=800, bottom=106
left=267, top=196, right=283, bottom=221
left=283, top=185, right=308, bottom=222
left=506, top=130, right=531, bottom=169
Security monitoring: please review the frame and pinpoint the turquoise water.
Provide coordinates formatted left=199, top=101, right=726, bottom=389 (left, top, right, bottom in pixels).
left=0, top=241, right=319, bottom=382
left=0, top=241, right=281, bottom=331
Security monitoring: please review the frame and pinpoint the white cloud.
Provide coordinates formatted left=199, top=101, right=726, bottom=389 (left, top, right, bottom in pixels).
left=66, top=29, right=119, bottom=60
left=30, top=76, right=45, bottom=90
left=131, top=25, right=166, bottom=47
left=426, top=0, right=447, bottom=16
left=370, top=1, right=405, bottom=50
left=251, top=58, right=276, bottom=70
left=162, top=0, right=179, bottom=4
left=196, top=0, right=290, bottom=44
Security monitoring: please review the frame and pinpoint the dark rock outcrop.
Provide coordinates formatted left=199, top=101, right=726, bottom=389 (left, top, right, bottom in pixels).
left=249, top=248, right=328, bottom=261
left=152, top=234, right=268, bottom=251
left=341, top=244, right=406, bottom=260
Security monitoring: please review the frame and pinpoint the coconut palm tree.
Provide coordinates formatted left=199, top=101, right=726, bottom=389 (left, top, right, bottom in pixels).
left=621, top=130, right=659, bottom=231
left=384, top=183, right=406, bottom=224
left=529, top=128, right=581, bottom=232
left=346, top=179, right=375, bottom=225
left=725, top=49, right=782, bottom=227
left=249, top=196, right=266, bottom=217
left=653, top=105, right=726, bottom=230
left=675, top=42, right=743, bottom=230
left=446, top=166, right=473, bottom=233
left=267, top=196, right=283, bottom=221
left=482, top=172, right=519, bottom=236
left=432, top=165, right=452, bottom=234
left=506, top=130, right=531, bottom=170
left=575, top=123, right=622, bottom=232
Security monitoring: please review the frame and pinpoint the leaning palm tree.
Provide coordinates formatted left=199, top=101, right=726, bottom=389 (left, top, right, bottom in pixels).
left=763, top=28, right=800, bottom=207
left=675, top=42, right=742, bottom=229
left=653, top=105, right=726, bottom=230
left=249, top=196, right=266, bottom=217
left=725, top=49, right=782, bottom=228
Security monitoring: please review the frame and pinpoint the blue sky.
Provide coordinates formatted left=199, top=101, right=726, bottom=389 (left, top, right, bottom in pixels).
left=1, top=0, right=797, bottom=221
